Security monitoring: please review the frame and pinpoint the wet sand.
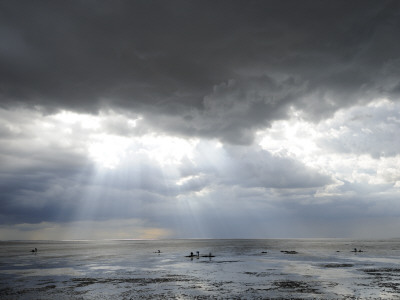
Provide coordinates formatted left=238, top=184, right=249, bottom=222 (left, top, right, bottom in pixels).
left=1, top=239, right=400, bottom=299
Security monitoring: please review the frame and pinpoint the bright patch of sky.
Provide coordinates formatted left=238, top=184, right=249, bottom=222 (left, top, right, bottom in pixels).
left=259, top=99, right=400, bottom=189
left=2, top=97, right=400, bottom=239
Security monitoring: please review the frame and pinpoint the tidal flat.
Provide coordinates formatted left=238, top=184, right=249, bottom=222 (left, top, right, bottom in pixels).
left=1, top=239, right=400, bottom=299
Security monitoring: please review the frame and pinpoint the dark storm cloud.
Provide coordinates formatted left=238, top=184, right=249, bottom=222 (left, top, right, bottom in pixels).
left=3, top=0, right=400, bottom=239
left=0, top=149, right=95, bottom=224
left=1, top=0, right=400, bottom=144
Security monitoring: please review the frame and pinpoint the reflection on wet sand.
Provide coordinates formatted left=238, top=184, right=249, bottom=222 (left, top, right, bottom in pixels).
left=1, top=239, right=400, bottom=299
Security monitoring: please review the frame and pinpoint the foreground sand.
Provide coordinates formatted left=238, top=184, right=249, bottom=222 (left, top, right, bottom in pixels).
left=1, top=239, right=400, bottom=299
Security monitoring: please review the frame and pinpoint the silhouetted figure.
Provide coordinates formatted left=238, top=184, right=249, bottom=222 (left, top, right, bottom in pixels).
left=186, top=251, right=202, bottom=259
left=31, top=248, right=37, bottom=253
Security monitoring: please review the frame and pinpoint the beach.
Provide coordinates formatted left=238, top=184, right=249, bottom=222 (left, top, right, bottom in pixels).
left=1, top=239, right=400, bottom=299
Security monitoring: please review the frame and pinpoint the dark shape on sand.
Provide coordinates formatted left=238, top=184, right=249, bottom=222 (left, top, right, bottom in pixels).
left=322, top=263, right=354, bottom=268
left=202, top=252, right=215, bottom=257
left=186, top=251, right=215, bottom=258
left=352, top=248, right=363, bottom=253
left=185, top=251, right=200, bottom=258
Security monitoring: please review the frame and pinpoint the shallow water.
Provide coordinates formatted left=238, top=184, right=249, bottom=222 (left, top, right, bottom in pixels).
left=1, top=239, right=400, bottom=299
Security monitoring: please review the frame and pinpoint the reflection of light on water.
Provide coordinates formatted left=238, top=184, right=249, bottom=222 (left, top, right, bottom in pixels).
left=2, top=239, right=400, bottom=299
left=88, top=265, right=124, bottom=273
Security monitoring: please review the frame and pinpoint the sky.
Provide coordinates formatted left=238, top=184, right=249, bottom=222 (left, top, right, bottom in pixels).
left=1, top=0, right=400, bottom=240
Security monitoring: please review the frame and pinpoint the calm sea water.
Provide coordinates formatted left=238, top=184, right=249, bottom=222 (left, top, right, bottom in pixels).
left=1, top=239, right=400, bottom=299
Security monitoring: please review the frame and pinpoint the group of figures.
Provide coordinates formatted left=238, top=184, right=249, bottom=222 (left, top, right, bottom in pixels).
left=352, top=248, right=363, bottom=252
left=186, top=251, right=215, bottom=258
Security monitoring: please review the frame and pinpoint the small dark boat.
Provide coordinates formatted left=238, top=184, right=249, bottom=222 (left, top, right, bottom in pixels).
left=185, top=251, right=199, bottom=258
left=351, top=248, right=362, bottom=252
left=202, top=252, right=215, bottom=257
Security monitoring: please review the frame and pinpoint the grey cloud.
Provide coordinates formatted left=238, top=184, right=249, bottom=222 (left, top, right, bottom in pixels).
left=281, top=188, right=400, bottom=224
left=174, top=142, right=333, bottom=197
left=1, top=1, right=399, bottom=144
left=0, top=133, right=331, bottom=225
left=3, top=0, right=400, bottom=239
left=219, top=145, right=332, bottom=189
left=141, top=76, right=304, bottom=144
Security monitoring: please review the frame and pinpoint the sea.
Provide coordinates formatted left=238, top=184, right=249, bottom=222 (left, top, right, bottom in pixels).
left=1, top=239, right=400, bottom=299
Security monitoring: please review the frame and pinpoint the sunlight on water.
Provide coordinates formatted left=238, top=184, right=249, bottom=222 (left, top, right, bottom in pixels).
left=1, top=239, right=400, bottom=299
